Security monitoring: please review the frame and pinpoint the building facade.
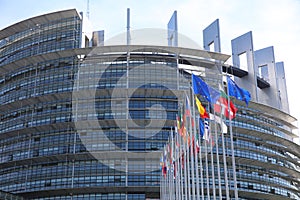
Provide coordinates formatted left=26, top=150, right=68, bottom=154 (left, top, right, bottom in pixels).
left=0, top=8, right=299, bottom=200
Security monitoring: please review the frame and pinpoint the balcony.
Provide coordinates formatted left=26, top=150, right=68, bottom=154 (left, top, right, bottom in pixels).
left=222, top=65, right=248, bottom=77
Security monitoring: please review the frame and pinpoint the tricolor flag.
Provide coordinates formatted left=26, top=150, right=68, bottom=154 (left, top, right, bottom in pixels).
left=195, top=95, right=209, bottom=119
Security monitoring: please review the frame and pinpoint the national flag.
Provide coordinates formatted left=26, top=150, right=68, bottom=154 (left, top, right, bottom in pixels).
left=192, top=74, right=220, bottom=104
left=176, top=113, right=186, bottom=138
left=185, top=95, right=191, bottom=117
left=199, top=118, right=204, bottom=139
left=210, top=114, right=228, bottom=134
left=195, top=95, right=209, bottom=119
left=173, top=160, right=177, bottom=179
left=162, top=162, right=167, bottom=178
left=227, top=76, right=251, bottom=105
left=161, top=148, right=168, bottom=178
left=185, top=94, right=194, bottom=127
left=191, top=137, right=199, bottom=155
left=176, top=115, right=181, bottom=135
left=214, top=90, right=237, bottom=120
left=203, top=119, right=210, bottom=142
left=167, top=144, right=173, bottom=166
left=181, top=150, right=185, bottom=169
left=195, top=134, right=200, bottom=154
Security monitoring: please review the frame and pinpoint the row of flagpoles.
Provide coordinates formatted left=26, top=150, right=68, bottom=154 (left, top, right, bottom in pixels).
left=160, top=73, right=251, bottom=200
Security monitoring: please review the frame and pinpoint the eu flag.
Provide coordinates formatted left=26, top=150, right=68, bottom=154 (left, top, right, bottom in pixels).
left=227, top=76, right=251, bottom=105
left=192, top=74, right=220, bottom=104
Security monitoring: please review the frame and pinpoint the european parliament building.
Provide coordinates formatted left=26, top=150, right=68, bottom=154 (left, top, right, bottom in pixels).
left=0, top=8, right=299, bottom=200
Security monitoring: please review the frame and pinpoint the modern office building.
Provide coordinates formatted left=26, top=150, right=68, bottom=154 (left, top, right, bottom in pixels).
left=0, top=8, right=299, bottom=200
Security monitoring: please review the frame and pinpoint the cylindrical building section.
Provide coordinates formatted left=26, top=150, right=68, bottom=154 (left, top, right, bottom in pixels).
left=0, top=9, right=299, bottom=200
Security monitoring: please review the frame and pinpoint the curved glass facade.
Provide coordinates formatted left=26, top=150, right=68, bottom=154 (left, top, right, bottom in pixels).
left=0, top=9, right=299, bottom=200
left=161, top=89, right=300, bottom=199
left=222, top=102, right=300, bottom=199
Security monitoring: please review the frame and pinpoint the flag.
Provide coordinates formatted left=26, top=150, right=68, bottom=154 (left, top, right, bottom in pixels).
left=195, top=95, right=209, bottom=119
left=173, top=160, right=177, bottom=179
left=167, top=144, right=172, bottom=166
left=191, top=137, right=199, bottom=155
left=176, top=113, right=186, bottom=138
left=227, top=76, right=251, bottom=105
left=195, top=134, right=200, bottom=154
left=192, top=74, right=220, bottom=104
left=203, top=119, right=210, bottom=142
left=185, top=94, right=194, bottom=127
left=214, top=90, right=237, bottom=120
left=199, top=118, right=204, bottom=139
left=185, top=95, right=191, bottom=117
left=210, top=113, right=228, bottom=134
left=162, top=148, right=168, bottom=178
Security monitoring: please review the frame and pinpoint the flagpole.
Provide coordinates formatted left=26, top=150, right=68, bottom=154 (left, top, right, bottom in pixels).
left=198, top=117, right=205, bottom=200
left=226, top=75, right=239, bottom=199
left=175, top=114, right=183, bottom=200
left=176, top=129, right=181, bottom=200
left=212, top=110, right=223, bottom=199
left=178, top=125, right=184, bottom=200
left=221, top=119, right=230, bottom=199
left=181, top=99, right=189, bottom=200
left=183, top=92, right=192, bottom=200
left=191, top=92, right=201, bottom=200
left=174, top=127, right=178, bottom=200
left=180, top=136, right=185, bottom=199
left=160, top=153, right=163, bottom=200
left=186, top=131, right=191, bottom=200
left=171, top=129, right=175, bottom=200
left=206, top=101, right=216, bottom=200
left=186, top=91, right=196, bottom=200
left=209, top=111, right=217, bottom=200
left=204, top=121, right=210, bottom=199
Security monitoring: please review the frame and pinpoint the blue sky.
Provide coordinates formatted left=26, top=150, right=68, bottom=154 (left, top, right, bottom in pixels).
left=1, top=0, right=300, bottom=130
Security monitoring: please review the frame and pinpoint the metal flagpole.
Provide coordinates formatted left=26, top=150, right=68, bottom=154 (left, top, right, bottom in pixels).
left=160, top=154, right=163, bottom=200
left=179, top=133, right=184, bottom=200
left=176, top=123, right=184, bottom=200
left=219, top=82, right=230, bottom=199
left=175, top=129, right=181, bottom=200
left=186, top=130, right=191, bottom=199
left=198, top=117, right=205, bottom=200
left=221, top=127, right=230, bottom=199
left=169, top=131, right=173, bottom=200
left=171, top=134, right=174, bottom=200
left=187, top=92, right=196, bottom=200
left=226, top=75, right=239, bottom=199
left=209, top=120, right=217, bottom=200
left=162, top=146, right=166, bottom=200
left=184, top=136, right=188, bottom=199
left=191, top=92, right=201, bottom=200
left=166, top=144, right=169, bottom=200
left=212, top=111, right=223, bottom=199
left=204, top=120, right=210, bottom=199
left=183, top=93, right=191, bottom=200
left=207, top=103, right=216, bottom=200
left=172, top=129, right=176, bottom=200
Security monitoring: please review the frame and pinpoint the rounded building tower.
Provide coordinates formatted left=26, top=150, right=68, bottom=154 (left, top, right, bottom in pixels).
left=0, top=9, right=300, bottom=200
